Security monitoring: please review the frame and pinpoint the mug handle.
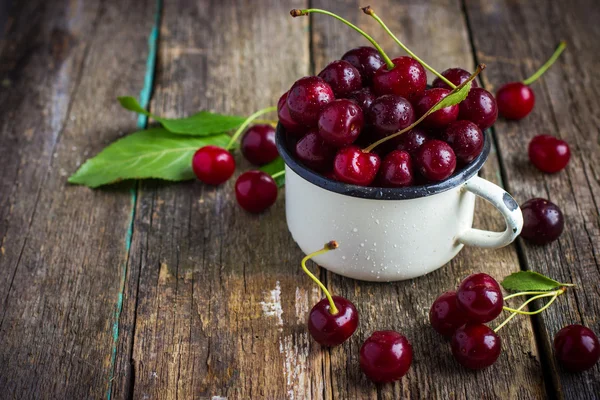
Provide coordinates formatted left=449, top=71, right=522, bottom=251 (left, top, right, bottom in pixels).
left=457, top=176, right=523, bottom=249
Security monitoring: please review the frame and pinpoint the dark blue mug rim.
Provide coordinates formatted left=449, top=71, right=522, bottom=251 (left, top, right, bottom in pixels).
left=275, top=123, right=491, bottom=200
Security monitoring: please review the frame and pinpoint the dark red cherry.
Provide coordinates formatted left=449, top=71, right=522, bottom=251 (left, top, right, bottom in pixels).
left=377, top=150, right=414, bottom=188
left=415, top=88, right=459, bottom=129
left=295, top=131, right=336, bottom=172
left=456, top=273, right=503, bottom=323
left=432, top=68, right=479, bottom=90
left=528, top=134, right=570, bottom=173
left=360, top=330, right=413, bottom=383
left=235, top=171, right=277, bottom=213
left=496, top=82, right=535, bottom=120
left=277, top=91, right=304, bottom=135
left=395, top=128, right=430, bottom=155
left=415, top=140, right=456, bottom=182
left=318, top=60, right=362, bottom=97
left=451, top=323, right=501, bottom=369
left=554, top=324, right=600, bottom=371
left=333, top=146, right=381, bottom=186
left=241, top=124, right=278, bottom=166
left=287, top=76, right=335, bottom=127
left=429, top=291, right=468, bottom=337
left=318, top=99, right=364, bottom=147
left=459, top=88, right=498, bottom=130
left=192, top=145, right=235, bottom=185
left=367, top=94, right=415, bottom=138
left=520, top=198, right=564, bottom=245
left=308, top=296, right=359, bottom=346
left=341, top=46, right=385, bottom=85
left=440, top=120, right=484, bottom=163
left=347, top=87, right=376, bottom=114
left=372, top=56, right=427, bottom=101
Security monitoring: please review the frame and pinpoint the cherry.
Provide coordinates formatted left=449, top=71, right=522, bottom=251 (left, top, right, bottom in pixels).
left=395, top=128, right=429, bottom=155
left=451, top=323, right=501, bottom=369
left=432, top=68, right=479, bottom=90
left=553, top=324, right=600, bottom=372
left=456, top=273, right=503, bottom=323
left=360, top=331, right=412, bottom=383
left=429, top=291, right=468, bottom=337
left=414, top=140, right=456, bottom=182
left=347, top=87, right=376, bottom=115
left=241, top=124, right=278, bottom=166
left=520, top=198, right=564, bottom=245
left=372, top=56, right=427, bottom=101
left=192, top=146, right=235, bottom=185
left=458, top=88, right=498, bottom=130
left=318, top=60, right=362, bottom=97
left=277, top=91, right=304, bottom=135
left=341, top=46, right=385, bottom=85
left=496, top=82, right=535, bottom=120
left=367, top=94, right=415, bottom=138
left=528, top=134, right=570, bottom=173
left=333, top=146, right=381, bottom=186
left=318, top=99, right=364, bottom=147
left=414, top=88, right=459, bottom=129
left=377, top=150, right=414, bottom=188
left=308, top=296, right=359, bottom=346
left=235, top=171, right=278, bottom=213
left=287, top=76, right=335, bottom=127
left=295, top=131, right=336, bottom=172
left=440, top=120, right=484, bottom=164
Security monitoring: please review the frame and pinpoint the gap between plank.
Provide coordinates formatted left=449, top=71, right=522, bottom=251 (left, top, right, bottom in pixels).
left=106, top=0, right=162, bottom=399
left=459, top=1, right=560, bottom=398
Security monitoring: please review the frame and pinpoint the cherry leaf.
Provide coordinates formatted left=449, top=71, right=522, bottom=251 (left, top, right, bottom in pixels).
left=429, top=81, right=472, bottom=114
left=501, top=271, right=570, bottom=292
left=69, top=127, right=230, bottom=188
left=118, top=96, right=246, bottom=136
left=260, top=157, right=285, bottom=187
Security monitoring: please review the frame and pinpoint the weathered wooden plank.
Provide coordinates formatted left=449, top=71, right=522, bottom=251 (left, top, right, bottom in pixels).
left=311, top=0, right=547, bottom=398
left=111, top=1, right=321, bottom=399
left=0, top=0, right=156, bottom=397
left=464, top=0, right=600, bottom=398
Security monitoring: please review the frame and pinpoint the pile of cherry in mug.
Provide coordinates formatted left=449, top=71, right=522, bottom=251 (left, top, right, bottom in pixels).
left=278, top=47, right=493, bottom=187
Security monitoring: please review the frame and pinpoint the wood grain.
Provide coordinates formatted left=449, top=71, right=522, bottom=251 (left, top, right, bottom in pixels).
left=0, top=0, right=156, bottom=397
left=464, top=0, right=600, bottom=398
left=311, top=0, right=546, bottom=398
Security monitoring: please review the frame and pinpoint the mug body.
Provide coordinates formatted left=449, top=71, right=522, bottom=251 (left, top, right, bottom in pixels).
left=285, top=167, right=476, bottom=281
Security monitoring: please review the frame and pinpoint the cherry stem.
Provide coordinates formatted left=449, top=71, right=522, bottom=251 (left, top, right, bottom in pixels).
left=363, top=64, right=485, bottom=153
left=361, top=6, right=456, bottom=89
left=254, top=118, right=279, bottom=125
left=225, top=106, right=277, bottom=150
left=301, top=241, right=340, bottom=315
left=290, top=8, right=395, bottom=70
left=522, top=41, right=567, bottom=86
left=494, top=287, right=566, bottom=333
left=271, top=170, right=285, bottom=179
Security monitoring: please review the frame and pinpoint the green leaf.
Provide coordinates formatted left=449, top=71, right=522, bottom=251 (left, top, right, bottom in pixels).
left=69, top=127, right=230, bottom=188
left=429, top=81, right=472, bottom=114
left=118, top=96, right=246, bottom=136
left=260, top=157, right=285, bottom=187
left=501, top=271, right=567, bottom=292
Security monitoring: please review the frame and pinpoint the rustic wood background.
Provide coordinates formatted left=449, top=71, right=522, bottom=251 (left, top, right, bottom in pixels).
left=0, top=0, right=598, bottom=399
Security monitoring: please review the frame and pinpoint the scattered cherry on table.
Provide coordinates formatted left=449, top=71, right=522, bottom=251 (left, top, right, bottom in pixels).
left=360, top=330, right=413, bottom=383
left=553, top=324, right=600, bottom=372
left=456, top=273, right=504, bottom=323
left=308, top=296, right=359, bottom=346
left=528, top=134, right=570, bottom=173
left=429, top=291, right=468, bottom=337
left=520, top=198, right=564, bottom=245
left=241, top=124, right=278, bottom=166
left=192, top=145, right=235, bottom=185
left=451, top=323, right=502, bottom=369
left=235, top=171, right=278, bottom=213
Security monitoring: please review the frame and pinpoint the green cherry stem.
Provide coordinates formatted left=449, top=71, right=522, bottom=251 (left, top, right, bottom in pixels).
left=363, top=64, right=484, bottom=153
left=301, top=241, right=340, bottom=315
left=494, top=287, right=566, bottom=333
left=290, top=8, right=395, bottom=70
left=271, top=170, right=285, bottom=179
left=522, top=41, right=567, bottom=86
left=361, top=6, right=457, bottom=89
left=225, top=106, right=277, bottom=150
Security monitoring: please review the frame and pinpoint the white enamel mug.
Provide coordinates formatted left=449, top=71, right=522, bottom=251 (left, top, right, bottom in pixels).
left=276, top=126, right=523, bottom=282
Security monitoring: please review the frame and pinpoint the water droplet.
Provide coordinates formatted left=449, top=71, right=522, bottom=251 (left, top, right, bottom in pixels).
left=352, top=228, right=358, bottom=233
left=375, top=219, right=380, bottom=224
left=342, top=256, right=346, bottom=260
left=360, top=243, right=365, bottom=247
left=393, top=244, right=398, bottom=248
left=373, top=242, right=377, bottom=246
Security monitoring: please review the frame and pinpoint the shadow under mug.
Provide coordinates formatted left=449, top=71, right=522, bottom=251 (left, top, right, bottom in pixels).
left=276, top=125, right=523, bottom=282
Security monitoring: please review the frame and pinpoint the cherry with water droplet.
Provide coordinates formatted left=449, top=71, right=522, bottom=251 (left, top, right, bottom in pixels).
left=333, top=145, right=381, bottom=186
left=318, top=99, right=364, bottom=147
left=372, top=56, right=427, bottom=101
left=395, top=127, right=430, bottom=155
left=367, top=94, right=415, bottom=138
left=347, top=87, right=376, bottom=115
left=432, top=68, right=479, bottom=90
left=277, top=91, right=304, bottom=135
left=414, top=140, right=456, bottom=182
left=430, top=291, right=468, bottom=337
left=318, top=60, right=362, bottom=97
left=295, top=130, right=336, bottom=172
left=341, top=46, right=385, bottom=85
left=451, top=323, right=501, bottom=369
left=459, top=88, right=498, bottom=130
left=440, top=120, right=484, bottom=164
left=287, top=76, right=335, bottom=127
left=415, top=88, right=459, bottom=129
left=377, top=150, right=414, bottom=187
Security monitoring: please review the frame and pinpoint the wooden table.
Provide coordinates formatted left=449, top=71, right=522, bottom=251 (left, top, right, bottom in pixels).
left=1, top=0, right=599, bottom=398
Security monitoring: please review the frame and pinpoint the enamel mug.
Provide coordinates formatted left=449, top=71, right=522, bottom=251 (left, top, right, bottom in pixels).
left=276, top=126, right=523, bottom=282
